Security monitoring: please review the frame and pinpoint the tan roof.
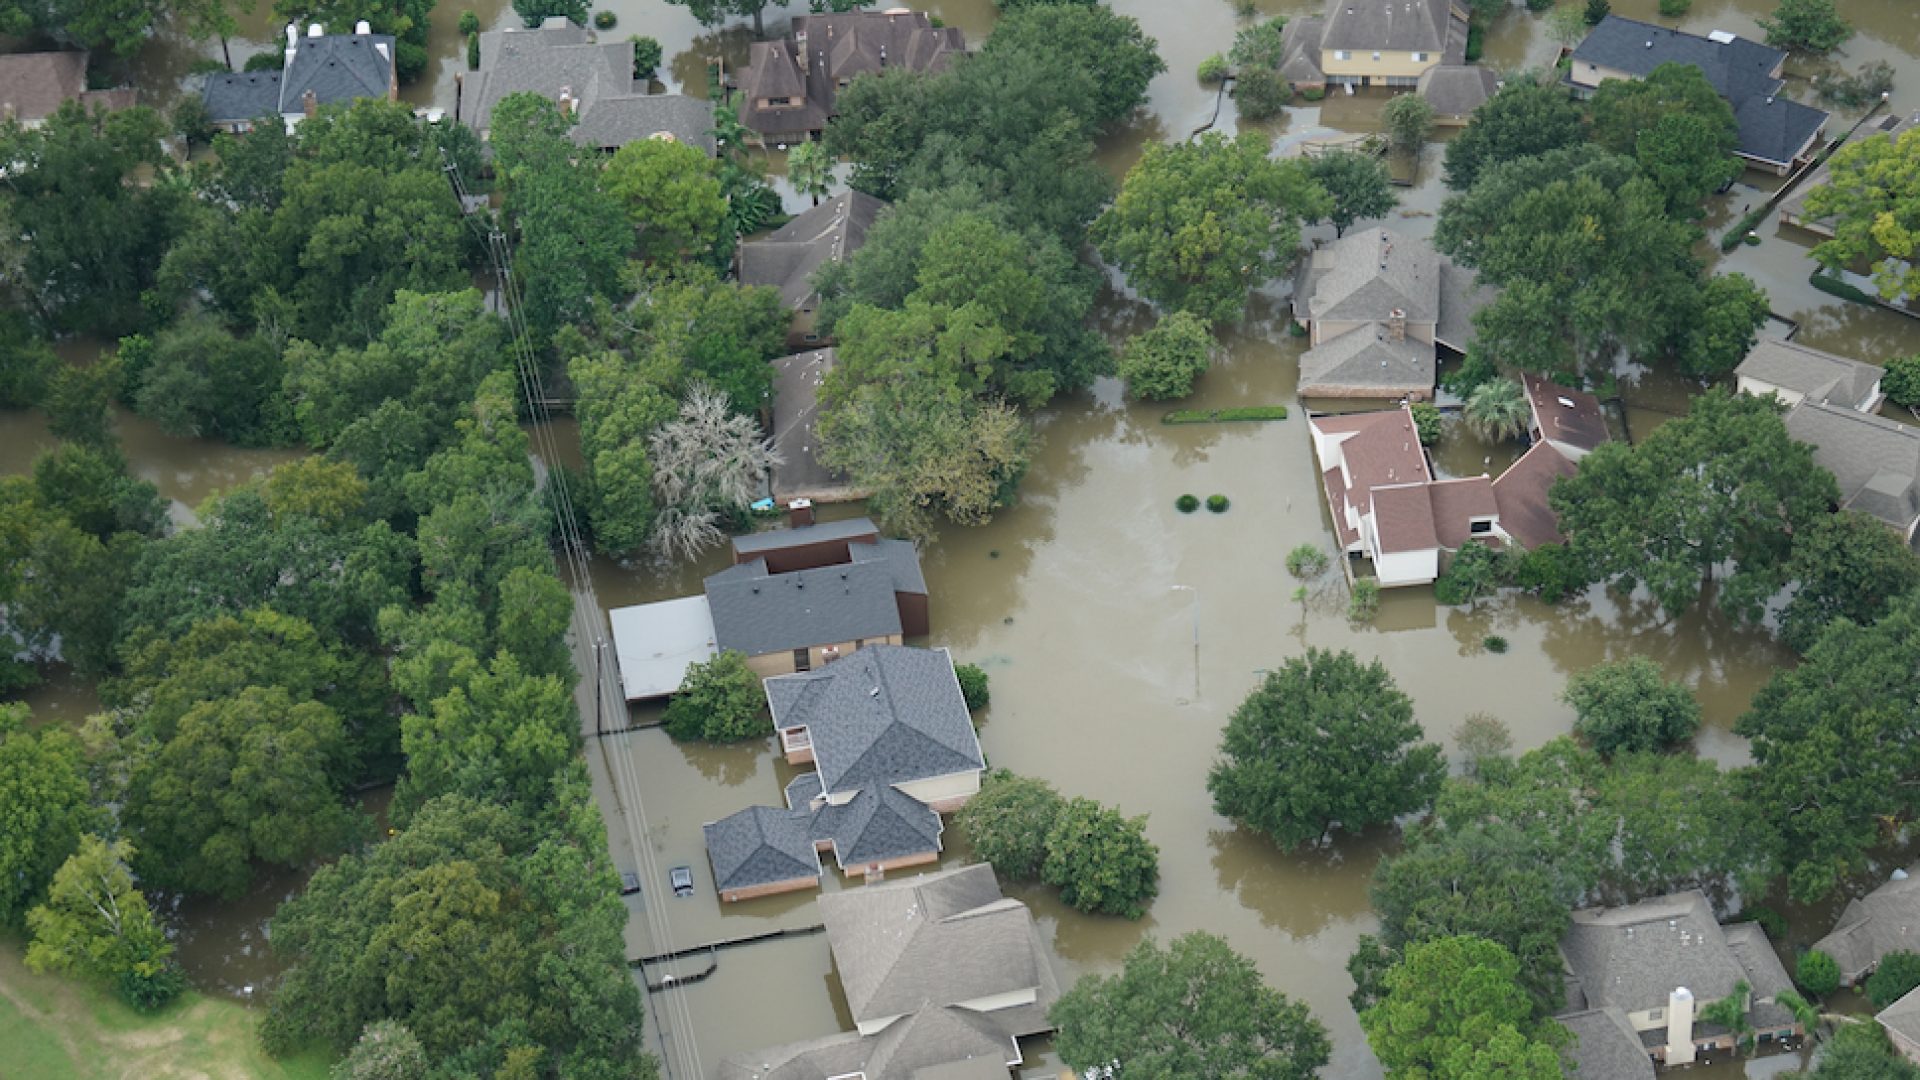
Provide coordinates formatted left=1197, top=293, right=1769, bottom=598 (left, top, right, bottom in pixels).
left=1523, top=373, right=1610, bottom=456
left=1322, top=0, right=1465, bottom=57
left=1491, top=442, right=1577, bottom=550
left=1557, top=1008, right=1656, bottom=1080
left=1881, top=985, right=1920, bottom=1046
left=1736, top=339, right=1883, bottom=411
left=739, top=190, right=887, bottom=310
left=1306, top=227, right=1443, bottom=326
left=1416, top=64, right=1497, bottom=118
left=1280, top=16, right=1326, bottom=84
left=0, top=52, right=90, bottom=122
left=1813, top=867, right=1920, bottom=985
left=1299, top=323, right=1433, bottom=396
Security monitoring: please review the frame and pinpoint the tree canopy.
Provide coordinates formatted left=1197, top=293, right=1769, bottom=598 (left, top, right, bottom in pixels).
left=1359, top=936, right=1564, bottom=1080
left=1805, top=127, right=1920, bottom=303
left=1118, top=311, right=1214, bottom=401
left=1564, top=657, right=1702, bottom=755
left=662, top=650, right=768, bottom=742
left=1442, top=79, right=1586, bottom=191
left=0, top=707, right=99, bottom=928
left=955, top=769, right=1066, bottom=882
left=1779, top=511, right=1920, bottom=653
left=1041, top=796, right=1160, bottom=919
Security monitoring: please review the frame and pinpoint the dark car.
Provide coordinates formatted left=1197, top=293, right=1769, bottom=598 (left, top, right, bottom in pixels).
left=669, top=865, right=695, bottom=897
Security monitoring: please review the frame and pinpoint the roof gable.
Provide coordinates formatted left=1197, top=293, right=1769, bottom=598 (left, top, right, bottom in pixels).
left=1491, top=441, right=1578, bottom=550
left=705, top=558, right=905, bottom=656
left=768, top=646, right=983, bottom=795
left=1307, top=227, right=1443, bottom=325
left=1322, top=0, right=1460, bottom=54
left=1785, top=402, right=1920, bottom=530
left=1300, top=324, right=1434, bottom=393
left=740, top=190, right=888, bottom=308
left=281, top=33, right=395, bottom=113
left=1523, top=373, right=1611, bottom=456
left=1736, top=339, right=1882, bottom=408
left=1562, top=891, right=1752, bottom=1013
left=703, top=805, right=821, bottom=890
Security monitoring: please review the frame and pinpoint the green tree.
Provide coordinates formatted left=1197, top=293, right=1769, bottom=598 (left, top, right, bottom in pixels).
left=1679, top=273, right=1770, bottom=378
left=603, top=136, right=730, bottom=263
left=25, top=835, right=182, bottom=1011
left=1886, top=355, right=1920, bottom=410
left=1380, top=93, right=1436, bottom=155
left=786, top=141, right=833, bottom=206
left=1041, top=797, right=1159, bottom=918
left=1779, top=511, right=1920, bottom=653
left=630, top=35, right=663, bottom=78
left=0, top=709, right=100, bottom=927
left=513, top=0, right=588, bottom=27
left=1052, top=932, right=1330, bottom=1080
left=132, top=316, right=292, bottom=446
left=954, top=663, right=990, bottom=710
left=1737, top=591, right=1920, bottom=902
left=661, top=651, right=767, bottom=742
left=1760, top=0, right=1851, bottom=52
left=28, top=442, right=167, bottom=542
left=1462, top=377, right=1528, bottom=440
left=1871, top=952, right=1920, bottom=1009
left=1805, top=128, right=1920, bottom=302
left=1441, top=80, right=1586, bottom=191
left=1306, top=150, right=1396, bottom=237
left=334, top=1021, right=429, bottom=1080
left=1233, top=69, right=1291, bottom=121
left=0, top=312, right=59, bottom=408
left=664, top=0, right=771, bottom=37
left=1552, top=390, right=1838, bottom=619
left=1807, top=1022, right=1920, bottom=1078
left=1118, top=311, right=1214, bottom=401
left=1797, top=949, right=1840, bottom=998
left=1094, top=132, right=1330, bottom=326
left=956, top=770, right=1064, bottom=881
left=1433, top=540, right=1506, bottom=607
left=43, top=358, right=118, bottom=449
left=1359, top=936, right=1563, bottom=1080
left=981, top=3, right=1164, bottom=130
left=1588, top=63, right=1740, bottom=214
left=634, top=270, right=791, bottom=414
left=1564, top=657, right=1701, bottom=755
left=1230, top=17, right=1288, bottom=68
left=396, top=653, right=579, bottom=823
left=1208, top=649, right=1445, bottom=849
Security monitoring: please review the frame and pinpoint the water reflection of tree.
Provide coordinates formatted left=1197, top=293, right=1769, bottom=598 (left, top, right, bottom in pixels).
left=1205, top=826, right=1396, bottom=941
left=1794, top=297, right=1920, bottom=365
left=675, top=736, right=765, bottom=788
left=668, top=27, right=756, bottom=93
left=1533, top=583, right=1788, bottom=691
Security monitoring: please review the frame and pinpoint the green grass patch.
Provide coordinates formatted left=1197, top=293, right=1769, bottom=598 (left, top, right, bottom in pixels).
left=1810, top=270, right=1879, bottom=305
left=1162, top=405, right=1289, bottom=424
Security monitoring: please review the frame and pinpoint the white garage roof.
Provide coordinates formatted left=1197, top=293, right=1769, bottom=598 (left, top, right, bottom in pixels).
left=609, top=595, right=718, bottom=701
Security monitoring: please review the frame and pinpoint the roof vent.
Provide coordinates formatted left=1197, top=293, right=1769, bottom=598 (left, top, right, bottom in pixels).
left=869, top=686, right=881, bottom=698
left=1557, top=396, right=1576, bottom=408
left=1645, top=39, right=1653, bottom=48
left=354, top=18, right=371, bottom=33
left=309, top=22, right=324, bottom=37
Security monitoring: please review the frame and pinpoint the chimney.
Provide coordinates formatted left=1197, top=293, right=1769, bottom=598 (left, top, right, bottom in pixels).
left=788, top=498, right=815, bottom=527
left=354, top=18, right=371, bottom=33
left=1665, top=987, right=1696, bottom=1065
left=308, top=22, right=324, bottom=37
left=285, top=22, right=299, bottom=66
left=1387, top=308, right=1406, bottom=342
left=302, top=88, right=318, bottom=118
left=558, top=85, right=574, bottom=116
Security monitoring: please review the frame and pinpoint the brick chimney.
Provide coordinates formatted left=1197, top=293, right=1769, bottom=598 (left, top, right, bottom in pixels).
left=1387, top=308, right=1406, bottom=342
left=788, top=498, right=815, bottom=527
left=302, top=88, right=318, bottom=118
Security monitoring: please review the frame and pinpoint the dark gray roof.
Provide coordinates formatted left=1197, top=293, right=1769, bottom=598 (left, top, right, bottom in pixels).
left=765, top=645, right=982, bottom=796
left=739, top=191, right=887, bottom=310
left=734, top=515, right=879, bottom=557
left=1417, top=64, right=1498, bottom=119
left=854, top=538, right=928, bottom=596
left=1278, top=16, right=1325, bottom=84
left=1814, top=867, right=1920, bottom=984
left=785, top=770, right=824, bottom=811
left=1736, top=339, right=1883, bottom=410
left=705, top=557, right=904, bottom=656
left=204, top=71, right=282, bottom=124
left=281, top=32, right=394, bottom=113
left=1435, top=259, right=1495, bottom=351
left=1557, top=1008, right=1656, bottom=1080
left=1300, top=324, right=1433, bottom=395
left=717, top=1005, right=1013, bottom=1080
left=771, top=350, right=856, bottom=500
left=1785, top=402, right=1920, bottom=531
left=1321, top=0, right=1463, bottom=57
left=703, top=805, right=821, bottom=891
left=813, top=784, right=944, bottom=868
left=821, top=864, right=1056, bottom=1026
left=1571, top=16, right=1827, bottom=166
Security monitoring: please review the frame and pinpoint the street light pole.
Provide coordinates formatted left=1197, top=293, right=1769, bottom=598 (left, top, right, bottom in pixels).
left=1171, top=585, right=1199, bottom=700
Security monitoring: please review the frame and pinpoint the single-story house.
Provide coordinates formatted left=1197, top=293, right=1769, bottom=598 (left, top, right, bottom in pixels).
left=606, top=595, right=716, bottom=701
left=1557, top=890, right=1803, bottom=1067
left=731, top=8, right=965, bottom=144
left=0, top=52, right=134, bottom=126
left=769, top=349, right=858, bottom=503
left=204, top=22, right=396, bottom=133
left=455, top=18, right=714, bottom=153
left=704, top=645, right=983, bottom=900
left=1567, top=16, right=1829, bottom=174
left=717, top=864, right=1059, bottom=1079
left=1292, top=227, right=1492, bottom=400
left=1416, top=64, right=1498, bottom=125
left=1811, top=866, right=1920, bottom=987
left=1735, top=339, right=1885, bottom=412
left=1784, top=401, right=1920, bottom=544
left=740, top=190, right=887, bottom=349
left=1522, top=372, right=1612, bottom=461
left=1781, top=111, right=1919, bottom=237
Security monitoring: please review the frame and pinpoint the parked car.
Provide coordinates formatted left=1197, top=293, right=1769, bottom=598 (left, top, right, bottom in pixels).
left=669, top=865, right=695, bottom=897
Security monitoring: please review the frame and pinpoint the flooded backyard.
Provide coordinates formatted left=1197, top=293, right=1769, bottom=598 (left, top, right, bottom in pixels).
left=8, top=0, right=1920, bottom=1076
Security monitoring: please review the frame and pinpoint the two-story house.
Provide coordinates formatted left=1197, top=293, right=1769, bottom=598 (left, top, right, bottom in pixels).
left=731, top=8, right=964, bottom=145
left=1735, top=339, right=1885, bottom=413
left=204, top=22, right=397, bottom=133
left=1315, top=0, right=1468, bottom=88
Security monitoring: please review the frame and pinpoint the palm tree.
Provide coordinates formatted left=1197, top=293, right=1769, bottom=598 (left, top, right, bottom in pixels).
left=1463, top=377, right=1530, bottom=442
left=787, top=141, right=833, bottom=206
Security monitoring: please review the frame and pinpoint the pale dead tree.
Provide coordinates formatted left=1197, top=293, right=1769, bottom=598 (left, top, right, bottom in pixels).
left=647, top=382, right=781, bottom=561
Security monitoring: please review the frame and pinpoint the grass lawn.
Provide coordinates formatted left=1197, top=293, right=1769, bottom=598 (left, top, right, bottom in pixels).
left=0, top=937, right=334, bottom=1080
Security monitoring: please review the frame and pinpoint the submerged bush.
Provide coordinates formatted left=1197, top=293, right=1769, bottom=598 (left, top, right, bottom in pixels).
left=1176, top=494, right=1200, bottom=513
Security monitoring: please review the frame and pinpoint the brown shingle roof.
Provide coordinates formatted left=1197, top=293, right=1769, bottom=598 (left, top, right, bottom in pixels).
left=735, top=10, right=964, bottom=138
left=1427, top=475, right=1497, bottom=549
left=739, top=190, right=888, bottom=310
left=1372, top=482, right=1440, bottom=553
left=1491, top=441, right=1577, bottom=550
left=0, top=52, right=112, bottom=123
left=1523, top=373, right=1611, bottom=456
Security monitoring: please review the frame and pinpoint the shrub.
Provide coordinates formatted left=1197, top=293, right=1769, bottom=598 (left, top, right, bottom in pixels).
left=1409, top=402, right=1442, bottom=446
left=1198, top=53, right=1229, bottom=84
left=957, top=770, right=1064, bottom=882
left=1565, top=657, right=1702, bottom=755
left=171, top=97, right=212, bottom=148
left=1742, top=233, right=1761, bottom=246
left=457, top=8, right=480, bottom=35
left=244, top=51, right=281, bottom=72
left=1042, top=797, right=1160, bottom=918
left=1453, top=712, right=1512, bottom=777
left=631, top=35, right=664, bottom=79
left=335, top=1021, right=430, bottom=1080
left=662, top=650, right=766, bottom=741
left=1657, top=0, right=1690, bottom=15
left=1163, top=406, right=1288, bottom=423
left=1286, top=543, right=1329, bottom=580
left=1465, top=24, right=1484, bottom=62
left=1176, top=494, right=1200, bottom=513
left=117, top=958, right=185, bottom=1012
left=1206, top=494, right=1230, bottom=513
left=1349, top=577, right=1381, bottom=622
left=1815, top=60, right=1895, bottom=109
left=1883, top=355, right=1920, bottom=409
left=1482, top=634, right=1509, bottom=653
left=1301, top=86, right=1327, bottom=102
left=1289, top=319, right=1309, bottom=337
left=466, top=31, right=480, bottom=70
left=1869, top=951, right=1920, bottom=1009
left=1512, top=542, right=1586, bottom=603
left=593, top=9, right=616, bottom=28
left=955, top=663, right=990, bottom=711
left=1119, top=311, right=1214, bottom=401
left=1526, top=0, right=1553, bottom=11
left=1584, top=0, right=1610, bottom=24
left=1232, top=0, right=1257, bottom=16
left=1797, top=949, right=1840, bottom=998
left=1233, top=69, right=1290, bottom=121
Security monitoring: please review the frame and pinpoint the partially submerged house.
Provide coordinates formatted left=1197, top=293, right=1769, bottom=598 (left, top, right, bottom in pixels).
left=770, top=349, right=857, bottom=504
left=1292, top=227, right=1490, bottom=400
left=456, top=18, right=714, bottom=153
left=1282, top=0, right=1467, bottom=89
left=1490, top=442, right=1579, bottom=551
left=1784, top=401, right=1920, bottom=544
left=704, top=645, right=984, bottom=901
left=1735, top=339, right=1885, bottom=413
left=1567, top=16, right=1829, bottom=175
left=1521, top=373, right=1612, bottom=461
left=718, top=864, right=1058, bottom=1079
left=1880, top=985, right=1920, bottom=1066
left=740, top=190, right=887, bottom=348
left=1781, top=112, right=1920, bottom=236
left=1556, top=890, right=1803, bottom=1068
left=0, top=52, right=134, bottom=126
left=205, top=22, right=396, bottom=134
left=732, top=8, right=965, bottom=144
left=1812, top=867, right=1920, bottom=987
left=1557, top=1008, right=1657, bottom=1080
left=1416, top=64, right=1498, bottom=125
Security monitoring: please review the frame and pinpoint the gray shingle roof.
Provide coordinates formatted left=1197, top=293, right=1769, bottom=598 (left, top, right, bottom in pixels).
left=1571, top=16, right=1827, bottom=166
left=1557, top=1008, right=1656, bottom=1080
left=739, top=190, right=888, bottom=310
left=1321, top=0, right=1463, bottom=56
left=1299, top=323, right=1433, bottom=395
left=821, top=864, right=1054, bottom=1026
left=813, top=784, right=944, bottom=868
left=1561, top=891, right=1786, bottom=1025
left=1279, top=16, right=1325, bottom=84
left=1880, top=985, right=1920, bottom=1047
left=1435, top=259, right=1494, bottom=352
left=1785, top=401, right=1920, bottom=532
left=705, top=557, right=904, bottom=656
left=281, top=32, right=394, bottom=113
left=204, top=71, right=282, bottom=124
left=734, top=515, right=879, bottom=557
left=766, top=645, right=982, bottom=796
left=1813, top=867, right=1920, bottom=985
left=571, top=94, right=716, bottom=154
left=716, top=1005, right=1013, bottom=1080
left=785, top=770, right=824, bottom=811
left=1306, top=227, right=1443, bottom=326
left=1736, top=339, right=1883, bottom=410
left=855, top=538, right=928, bottom=596
left=769, top=352, right=855, bottom=501
left=703, top=805, right=822, bottom=892
left=1416, top=64, right=1497, bottom=119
